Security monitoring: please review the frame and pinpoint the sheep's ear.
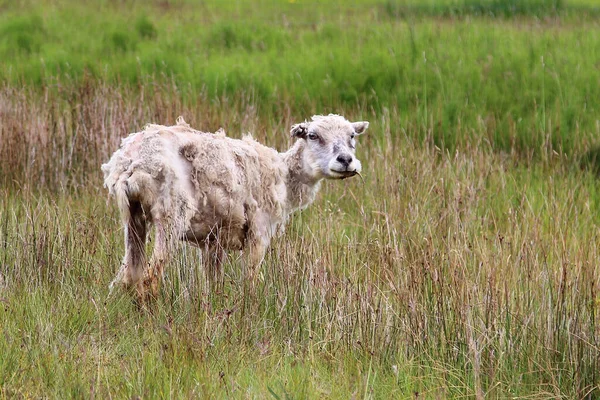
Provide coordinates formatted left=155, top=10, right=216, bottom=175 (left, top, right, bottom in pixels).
left=290, top=122, right=308, bottom=138
left=352, top=121, right=369, bottom=135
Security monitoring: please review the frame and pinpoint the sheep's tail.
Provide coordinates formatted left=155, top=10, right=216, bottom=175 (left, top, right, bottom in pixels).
left=102, top=153, right=159, bottom=227
left=102, top=157, right=133, bottom=223
left=176, top=116, right=189, bottom=127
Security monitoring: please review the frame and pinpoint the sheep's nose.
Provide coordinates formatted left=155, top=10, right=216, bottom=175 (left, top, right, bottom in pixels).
left=336, top=154, right=353, bottom=167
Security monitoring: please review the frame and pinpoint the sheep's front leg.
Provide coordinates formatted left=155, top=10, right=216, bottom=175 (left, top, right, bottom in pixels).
left=204, top=246, right=225, bottom=291
left=244, top=238, right=268, bottom=284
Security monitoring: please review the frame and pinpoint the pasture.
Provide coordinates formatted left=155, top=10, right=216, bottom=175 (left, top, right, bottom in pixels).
left=1, top=0, right=599, bottom=398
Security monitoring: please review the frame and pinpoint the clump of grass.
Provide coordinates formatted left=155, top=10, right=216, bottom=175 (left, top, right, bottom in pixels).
left=106, top=30, right=136, bottom=53
left=0, top=14, right=45, bottom=55
left=135, top=15, right=157, bottom=40
left=385, top=0, right=565, bottom=18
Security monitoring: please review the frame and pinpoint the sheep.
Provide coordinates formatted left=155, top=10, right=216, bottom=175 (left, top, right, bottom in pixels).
left=102, top=114, right=368, bottom=301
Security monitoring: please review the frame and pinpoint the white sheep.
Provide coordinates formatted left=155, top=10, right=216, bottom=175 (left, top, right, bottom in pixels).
left=102, top=114, right=368, bottom=301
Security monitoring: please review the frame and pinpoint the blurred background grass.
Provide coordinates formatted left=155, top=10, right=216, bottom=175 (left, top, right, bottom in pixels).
left=2, top=0, right=600, bottom=156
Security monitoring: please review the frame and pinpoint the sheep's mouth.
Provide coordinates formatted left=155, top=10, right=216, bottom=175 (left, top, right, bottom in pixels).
left=330, top=169, right=358, bottom=179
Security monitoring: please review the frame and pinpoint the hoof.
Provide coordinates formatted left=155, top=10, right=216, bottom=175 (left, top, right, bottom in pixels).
left=142, top=275, right=160, bottom=299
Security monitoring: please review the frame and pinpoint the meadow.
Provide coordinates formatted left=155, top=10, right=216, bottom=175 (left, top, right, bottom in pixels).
left=1, top=0, right=600, bottom=398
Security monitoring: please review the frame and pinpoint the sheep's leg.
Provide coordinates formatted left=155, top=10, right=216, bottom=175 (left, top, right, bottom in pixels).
left=244, top=238, right=268, bottom=284
left=110, top=201, right=147, bottom=302
left=144, top=220, right=172, bottom=299
left=204, top=245, right=225, bottom=291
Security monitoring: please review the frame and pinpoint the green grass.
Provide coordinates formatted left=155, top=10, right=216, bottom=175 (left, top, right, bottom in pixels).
left=2, top=0, right=600, bottom=155
left=385, top=0, right=578, bottom=18
left=1, top=0, right=600, bottom=398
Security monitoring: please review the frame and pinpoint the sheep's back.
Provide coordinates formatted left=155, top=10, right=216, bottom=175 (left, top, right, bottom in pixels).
left=102, top=121, right=287, bottom=248
left=181, top=134, right=286, bottom=217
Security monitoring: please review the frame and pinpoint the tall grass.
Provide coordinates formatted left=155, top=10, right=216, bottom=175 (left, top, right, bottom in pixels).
left=1, top=116, right=599, bottom=396
left=1, top=76, right=599, bottom=190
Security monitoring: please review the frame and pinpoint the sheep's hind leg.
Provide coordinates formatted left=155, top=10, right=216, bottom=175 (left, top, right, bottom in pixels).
left=110, top=201, right=147, bottom=303
left=143, top=220, right=173, bottom=300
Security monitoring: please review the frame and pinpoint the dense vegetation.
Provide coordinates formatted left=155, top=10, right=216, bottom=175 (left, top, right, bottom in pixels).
left=1, top=0, right=599, bottom=398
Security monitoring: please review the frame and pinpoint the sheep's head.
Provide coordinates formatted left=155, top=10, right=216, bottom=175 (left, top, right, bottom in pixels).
left=290, top=114, right=368, bottom=180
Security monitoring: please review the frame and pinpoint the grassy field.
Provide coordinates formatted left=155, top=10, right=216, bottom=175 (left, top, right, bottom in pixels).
left=1, top=0, right=600, bottom=398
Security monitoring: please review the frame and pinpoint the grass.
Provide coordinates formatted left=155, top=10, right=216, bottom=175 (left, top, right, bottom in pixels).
left=2, top=0, right=600, bottom=155
left=2, top=128, right=599, bottom=397
left=1, top=0, right=600, bottom=398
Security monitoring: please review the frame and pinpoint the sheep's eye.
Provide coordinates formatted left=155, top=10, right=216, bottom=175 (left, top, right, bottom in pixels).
left=307, top=132, right=318, bottom=140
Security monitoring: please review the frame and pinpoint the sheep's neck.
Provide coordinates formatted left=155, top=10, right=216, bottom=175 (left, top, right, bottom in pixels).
left=282, top=140, right=322, bottom=214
